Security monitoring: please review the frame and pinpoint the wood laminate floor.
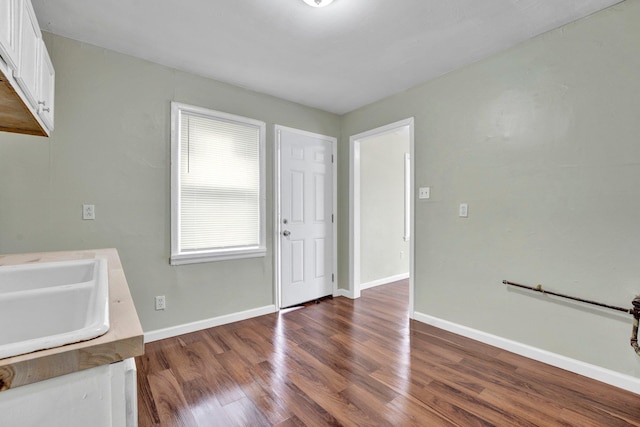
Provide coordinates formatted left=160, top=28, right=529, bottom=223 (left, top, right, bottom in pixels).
left=136, top=280, right=640, bottom=426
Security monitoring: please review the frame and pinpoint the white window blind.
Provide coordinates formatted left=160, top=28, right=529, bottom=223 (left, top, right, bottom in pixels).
left=171, top=103, right=266, bottom=265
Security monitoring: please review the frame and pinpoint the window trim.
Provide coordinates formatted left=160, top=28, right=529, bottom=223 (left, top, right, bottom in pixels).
left=170, top=102, right=266, bottom=265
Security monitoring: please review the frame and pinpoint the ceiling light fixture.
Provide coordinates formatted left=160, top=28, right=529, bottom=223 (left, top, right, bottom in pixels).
left=303, top=0, right=334, bottom=7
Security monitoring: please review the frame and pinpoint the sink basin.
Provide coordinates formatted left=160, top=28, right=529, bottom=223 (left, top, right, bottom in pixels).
left=0, top=259, right=109, bottom=359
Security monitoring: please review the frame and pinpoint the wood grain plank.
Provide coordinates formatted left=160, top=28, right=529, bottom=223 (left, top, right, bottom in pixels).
left=287, top=369, right=384, bottom=426
left=147, top=369, right=198, bottom=427
left=181, top=377, right=233, bottom=427
left=239, top=380, right=292, bottom=425
left=386, top=394, right=459, bottom=427
left=278, top=380, right=342, bottom=427
left=273, top=415, right=306, bottom=427
left=223, top=396, right=271, bottom=427
left=137, top=370, right=161, bottom=426
left=479, top=388, right=572, bottom=427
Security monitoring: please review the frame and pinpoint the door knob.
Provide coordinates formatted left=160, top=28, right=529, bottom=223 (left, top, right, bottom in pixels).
left=282, top=230, right=291, bottom=237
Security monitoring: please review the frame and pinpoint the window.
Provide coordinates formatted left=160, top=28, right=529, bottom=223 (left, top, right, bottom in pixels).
left=170, top=102, right=266, bottom=265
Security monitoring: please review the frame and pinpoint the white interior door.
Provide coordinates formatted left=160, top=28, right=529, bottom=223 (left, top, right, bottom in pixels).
left=279, top=127, right=334, bottom=308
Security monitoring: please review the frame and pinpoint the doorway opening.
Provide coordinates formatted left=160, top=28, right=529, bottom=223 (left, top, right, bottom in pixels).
left=349, top=118, right=415, bottom=318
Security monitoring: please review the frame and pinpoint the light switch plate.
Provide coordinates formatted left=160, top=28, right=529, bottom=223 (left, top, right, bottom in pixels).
left=418, top=187, right=430, bottom=199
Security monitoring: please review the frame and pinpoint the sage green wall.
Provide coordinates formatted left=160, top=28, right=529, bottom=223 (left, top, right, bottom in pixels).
left=340, top=1, right=640, bottom=376
left=360, top=131, right=410, bottom=284
left=0, top=34, right=340, bottom=332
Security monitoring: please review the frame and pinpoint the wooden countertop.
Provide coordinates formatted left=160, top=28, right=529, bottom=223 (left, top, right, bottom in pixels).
left=0, top=248, right=144, bottom=391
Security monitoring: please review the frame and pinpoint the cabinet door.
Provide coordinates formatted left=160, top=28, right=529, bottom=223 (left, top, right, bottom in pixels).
left=0, top=0, right=21, bottom=70
left=13, top=0, right=40, bottom=107
left=37, top=38, right=54, bottom=131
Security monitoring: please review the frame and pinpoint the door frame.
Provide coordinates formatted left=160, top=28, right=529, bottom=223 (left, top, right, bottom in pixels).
left=274, top=125, right=338, bottom=309
left=349, top=118, right=415, bottom=318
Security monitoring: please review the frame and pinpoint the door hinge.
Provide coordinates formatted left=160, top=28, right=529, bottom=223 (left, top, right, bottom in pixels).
left=332, top=273, right=335, bottom=282
left=332, top=154, right=334, bottom=163
left=332, top=214, right=334, bottom=223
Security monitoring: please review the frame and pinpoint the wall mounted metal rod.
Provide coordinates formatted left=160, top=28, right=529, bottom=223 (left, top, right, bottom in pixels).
left=503, top=280, right=640, bottom=356
left=502, top=280, right=631, bottom=314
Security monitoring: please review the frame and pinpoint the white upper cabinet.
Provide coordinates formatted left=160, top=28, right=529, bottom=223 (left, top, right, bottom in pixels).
left=37, top=38, right=54, bottom=131
left=13, top=0, right=41, bottom=107
left=0, top=0, right=54, bottom=136
left=0, top=0, right=21, bottom=70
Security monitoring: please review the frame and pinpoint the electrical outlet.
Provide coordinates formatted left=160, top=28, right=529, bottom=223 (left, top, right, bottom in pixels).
left=459, top=203, right=468, bottom=218
left=155, top=295, right=166, bottom=311
left=82, top=204, right=95, bottom=220
left=418, top=187, right=430, bottom=199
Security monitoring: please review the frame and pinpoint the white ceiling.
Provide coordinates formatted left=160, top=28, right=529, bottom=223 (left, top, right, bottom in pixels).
left=32, top=0, right=622, bottom=115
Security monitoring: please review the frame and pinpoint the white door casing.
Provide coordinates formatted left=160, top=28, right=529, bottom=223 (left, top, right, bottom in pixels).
left=349, top=118, right=415, bottom=317
left=275, top=126, right=336, bottom=308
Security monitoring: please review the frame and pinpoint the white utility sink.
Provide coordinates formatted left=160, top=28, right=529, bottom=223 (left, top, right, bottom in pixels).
left=0, top=259, right=109, bottom=359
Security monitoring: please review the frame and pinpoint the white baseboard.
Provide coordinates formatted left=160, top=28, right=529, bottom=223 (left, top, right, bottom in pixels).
left=414, top=312, right=640, bottom=395
left=334, top=288, right=355, bottom=299
left=360, top=272, right=410, bottom=290
left=144, top=305, right=277, bottom=343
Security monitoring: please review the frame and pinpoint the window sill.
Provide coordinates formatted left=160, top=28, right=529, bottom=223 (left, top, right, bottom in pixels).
left=170, top=248, right=266, bottom=265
